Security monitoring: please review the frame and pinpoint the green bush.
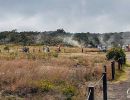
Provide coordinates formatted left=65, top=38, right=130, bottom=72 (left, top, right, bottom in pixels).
left=4, top=46, right=10, bottom=51
left=51, top=52, right=58, bottom=58
left=106, top=47, right=126, bottom=63
left=36, top=80, right=54, bottom=92
left=62, top=85, right=76, bottom=97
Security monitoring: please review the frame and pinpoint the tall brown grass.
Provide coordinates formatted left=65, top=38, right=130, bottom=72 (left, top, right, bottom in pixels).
left=0, top=45, right=112, bottom=99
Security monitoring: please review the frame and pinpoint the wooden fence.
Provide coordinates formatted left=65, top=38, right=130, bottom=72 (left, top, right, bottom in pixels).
left=86, top=61, right=121, bottom=100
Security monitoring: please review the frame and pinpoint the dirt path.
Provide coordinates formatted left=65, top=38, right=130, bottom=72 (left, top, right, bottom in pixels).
left=108, top=53, right=130, bottom=100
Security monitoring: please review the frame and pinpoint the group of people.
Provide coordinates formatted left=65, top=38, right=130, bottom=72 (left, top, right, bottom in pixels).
left=22, top=45, right=61, bottom=53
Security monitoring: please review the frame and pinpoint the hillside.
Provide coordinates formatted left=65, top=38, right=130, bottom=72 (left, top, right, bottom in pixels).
left=0, top=29, right=130, bottom=47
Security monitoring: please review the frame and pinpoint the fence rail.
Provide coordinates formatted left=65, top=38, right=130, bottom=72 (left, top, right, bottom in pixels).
left=87, top=90, right=91, bottom=100
left=87, top=57, right=122, bottom=100
left=87, top=70, right=107, bottom=100
left=94, top=74, right=104, bottom=86
left=86, top=64, right=108, bottom=100
left=86, top=60, right=123, bottom=100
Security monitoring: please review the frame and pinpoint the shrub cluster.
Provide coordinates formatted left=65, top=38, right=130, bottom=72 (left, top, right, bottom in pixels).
left=106, top=47, right=126, bottom=63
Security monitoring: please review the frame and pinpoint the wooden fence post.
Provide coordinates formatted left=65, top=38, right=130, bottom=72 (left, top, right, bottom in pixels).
left=104, top=65, right=107, bottom=72
left=88, top=85, right=94, bottom=100
left=103, top=72, right=107, bottom=100
left=111, top=61, right=115, bottom=80
left=118, top=61, right=121, bottom=70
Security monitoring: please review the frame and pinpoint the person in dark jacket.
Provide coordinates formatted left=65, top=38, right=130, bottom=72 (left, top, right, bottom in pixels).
left=118, top=57, right=123, bottom=70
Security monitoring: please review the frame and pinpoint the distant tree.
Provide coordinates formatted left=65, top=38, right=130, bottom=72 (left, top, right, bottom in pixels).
left=106, top=47, right=126, bottom=64
left=20, top=33, right=29, bottom=46
left=73, top=33, right=89, bottom=46
left=56, top=29, right=65, bottom=33
left=103, top=33, right=111, bottom=41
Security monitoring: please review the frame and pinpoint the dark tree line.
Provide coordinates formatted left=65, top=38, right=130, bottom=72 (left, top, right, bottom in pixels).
left=0, top=29, right=126, bottom=47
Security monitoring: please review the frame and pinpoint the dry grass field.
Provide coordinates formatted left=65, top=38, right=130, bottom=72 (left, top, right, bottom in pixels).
left=0, top=45, right=112, bottom=100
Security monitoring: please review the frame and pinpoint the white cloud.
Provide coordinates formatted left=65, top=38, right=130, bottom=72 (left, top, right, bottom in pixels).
left=0, top=0, right=130, bottom=33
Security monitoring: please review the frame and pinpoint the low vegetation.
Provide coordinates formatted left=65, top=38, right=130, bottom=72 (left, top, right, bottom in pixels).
left=106, top=47, right=126, bottom=63
left=0, top=44, right=113, bottom=99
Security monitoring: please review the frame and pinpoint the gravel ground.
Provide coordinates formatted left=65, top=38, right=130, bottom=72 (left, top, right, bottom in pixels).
left=108, top=53, right=130, bottom=100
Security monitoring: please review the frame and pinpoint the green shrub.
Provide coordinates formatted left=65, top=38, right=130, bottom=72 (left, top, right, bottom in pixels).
left=4, top=46, right=10, bottom=51
left=62, top=85, right=76, bottom=97
left=36, top=80, right=54, bottom=92
left=106, top=47, right=126, bottom=63
left=51, top=52, right=58, bottom=58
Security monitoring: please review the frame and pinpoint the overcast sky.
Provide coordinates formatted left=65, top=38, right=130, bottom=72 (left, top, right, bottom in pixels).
left=0, top=0, right=130, bottom=33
